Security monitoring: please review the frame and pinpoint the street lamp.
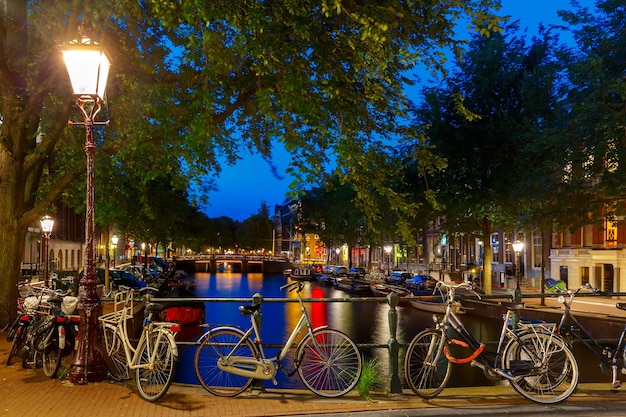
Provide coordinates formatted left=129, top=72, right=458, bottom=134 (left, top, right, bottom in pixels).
left=384, top=245, right=392, bottom=275
left=40, top=215, right=55, bottom=287
left=60, top=32, right=111, bottom=384
left=111, top=235, right=119, bottom=268
left=512, top=240, right=525, bottom=301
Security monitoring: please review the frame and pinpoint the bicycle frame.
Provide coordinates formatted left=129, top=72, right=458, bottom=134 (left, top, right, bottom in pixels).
left=207, top=285, right=327, bottom=382
left=555, top=286, right=626, bottom=388
left=432, top=283, right=558, bottom=377
left=100, top=290, right=179, bottom=372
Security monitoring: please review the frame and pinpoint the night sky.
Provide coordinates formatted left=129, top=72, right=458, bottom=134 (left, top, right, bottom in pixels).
left=201, top=0, right=596, bottom=221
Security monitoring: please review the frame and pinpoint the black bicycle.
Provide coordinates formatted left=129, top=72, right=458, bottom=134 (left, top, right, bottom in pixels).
left=554, top=283, right=626, bottom=389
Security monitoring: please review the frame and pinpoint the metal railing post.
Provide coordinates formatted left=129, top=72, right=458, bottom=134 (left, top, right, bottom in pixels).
left=251, top=292, right=264, bottom=391
left=387, top=292, right=402, bottom=394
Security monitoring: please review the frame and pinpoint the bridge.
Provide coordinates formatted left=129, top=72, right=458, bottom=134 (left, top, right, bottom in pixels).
left=174, top=254, right=290, bottom=274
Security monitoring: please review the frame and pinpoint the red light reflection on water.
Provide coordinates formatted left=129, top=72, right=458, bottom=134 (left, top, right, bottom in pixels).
left=310, top=285, right=328, bottom=329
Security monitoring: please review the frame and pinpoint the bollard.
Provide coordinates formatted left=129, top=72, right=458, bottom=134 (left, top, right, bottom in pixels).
left=387, top=292, right=402, bottom=394
left=252, top=292, right=263, bottom=330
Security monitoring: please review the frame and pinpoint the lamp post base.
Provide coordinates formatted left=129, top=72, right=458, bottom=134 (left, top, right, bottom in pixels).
left=68, top=300, right=108, bottom=384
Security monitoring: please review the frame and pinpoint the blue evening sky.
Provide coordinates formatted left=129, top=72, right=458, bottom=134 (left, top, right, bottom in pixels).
left=201, top=0, right=596, bottom=221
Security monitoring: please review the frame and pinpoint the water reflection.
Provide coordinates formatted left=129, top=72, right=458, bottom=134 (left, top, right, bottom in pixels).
left=174, top=272, right=605, bottom=390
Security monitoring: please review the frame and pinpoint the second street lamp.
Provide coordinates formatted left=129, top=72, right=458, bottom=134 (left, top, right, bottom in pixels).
left=111, top=235, right=119, bottom=268
left=384, top=245, right=392, bottom=276
left=40, top=215, right=54, bottom=287
left=60, top=32, right=111, bottom=384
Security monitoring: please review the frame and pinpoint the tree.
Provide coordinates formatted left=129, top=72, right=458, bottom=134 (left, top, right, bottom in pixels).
left=413, top=21, right=561, bottom=293
left=236, top=202, right=274, bottom=252
left=0, top=1, right=502, bottom=313
left=550, top=0, right=626, bottom=224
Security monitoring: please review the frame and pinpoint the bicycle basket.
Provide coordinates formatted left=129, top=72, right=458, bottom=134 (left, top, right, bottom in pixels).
left=23, top=296, right=40, bottom=312
left=62, top=296, right=79, bottom=315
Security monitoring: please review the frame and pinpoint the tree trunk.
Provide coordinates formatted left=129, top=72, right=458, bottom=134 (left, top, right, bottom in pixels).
left=0, top=154, right=28, bottom=317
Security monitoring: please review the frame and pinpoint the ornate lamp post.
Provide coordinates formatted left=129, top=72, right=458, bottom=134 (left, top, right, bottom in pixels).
left=511, top=240, right=524, bottom=329
left=60, top=33, right=111, bottom=384
left=111, top=235, right=119, bottom=268
left=384, top=245, right=392, bottom=276
left=512, top=240, right=524, bottom=297
left=40, top=215, right=55, bottom=287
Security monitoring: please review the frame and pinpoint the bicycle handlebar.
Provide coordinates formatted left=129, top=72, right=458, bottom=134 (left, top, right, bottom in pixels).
left=280, top=281, right=304, bottom=292
left=434, top=280, right=482, bottom=301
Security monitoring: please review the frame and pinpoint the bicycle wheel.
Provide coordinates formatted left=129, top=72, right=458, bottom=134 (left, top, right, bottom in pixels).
left=42, top=339, right=62, bottom=378
left=135, top=330, right=177, bottom=402
left=6, top=315, right=20, bottom=342
left=503, top=332, right=578, bottom=404
left=194, top=328, right=255, bottom=397
left=0, top=305, right=11, bottom=332
left=100, top=324, right=129, bottom=381
left=296, top=329, right=362, bottom=397
left=7, top=324, right=28, bottom=365
left=405, top=329, right=451, bottom=398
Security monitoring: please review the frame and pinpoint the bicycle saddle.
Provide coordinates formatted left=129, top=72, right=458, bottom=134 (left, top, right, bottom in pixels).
left=238, top=304, right=261, bottom=316
left=47, top=294, right=64, bottom=305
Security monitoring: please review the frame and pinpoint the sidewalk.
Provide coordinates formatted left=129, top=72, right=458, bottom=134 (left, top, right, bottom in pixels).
left=3, top=335, right=626, bottom=417
left=2, top=349, right=626, bottom=417
left=3, top=287, right=626, bottom=417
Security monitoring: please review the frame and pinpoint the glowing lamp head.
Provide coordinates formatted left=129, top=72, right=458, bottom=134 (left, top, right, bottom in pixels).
left=40, top=215, right=55, bottom=235
left=60, top=37, right=111, bottom=100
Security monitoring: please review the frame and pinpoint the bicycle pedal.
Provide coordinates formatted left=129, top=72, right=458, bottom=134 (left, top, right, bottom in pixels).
left=493, top=368, right=521, bottom=381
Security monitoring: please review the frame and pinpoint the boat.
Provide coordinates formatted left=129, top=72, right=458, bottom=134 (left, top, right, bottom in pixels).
left=161, top=286, right=205, bottom=326
left=370, top=282, right=412, bottom=301
left=334, top=275, right=372, bottom=294
left=167, top=269, right=196, bottom=290
left=409, top=297, right=464, bottom=314
left=289, top=267, right=314, bottom=281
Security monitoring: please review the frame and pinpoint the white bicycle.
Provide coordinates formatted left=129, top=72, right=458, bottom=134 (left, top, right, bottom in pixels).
left=99, top=286, right=180, bottom=402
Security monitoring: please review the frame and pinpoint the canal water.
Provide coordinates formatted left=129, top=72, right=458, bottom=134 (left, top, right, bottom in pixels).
left=172, top=271, right=605, bottom=390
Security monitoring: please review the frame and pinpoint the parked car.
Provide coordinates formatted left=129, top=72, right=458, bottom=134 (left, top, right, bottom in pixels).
left=109, top=269, right=147, bottom=290
left=404, top=274, right=438, bottom=291
left=332, top=266, right=348, bottom=276
left=323, top=265, right=336, bottom=275
left=386, top=271, right=412, bottom=285
left=79, top=268, right=147, bottom=290
left=349, top=267, right=366, bottom=278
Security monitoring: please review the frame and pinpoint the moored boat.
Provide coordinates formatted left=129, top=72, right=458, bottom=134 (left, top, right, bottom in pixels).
left=289, top=267, right=314, bottom=281
left=409, top=297, right=464, bottom=314
left=370, top=282, right=411, bottom=301
left=334, top=276, right=372, bottom=294
left=161, top=286, right=205, bottom=326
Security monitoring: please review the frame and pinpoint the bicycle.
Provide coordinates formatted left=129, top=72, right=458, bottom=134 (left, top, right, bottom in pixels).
left=98, top=286, right=180, bottom=402
left=193, top=281, right=362, bottom=397
left=553, top=283, right=626, bottom=390
left=6, top=284, right=49, bottom=366
left=405, top=281, right=579, bottom=404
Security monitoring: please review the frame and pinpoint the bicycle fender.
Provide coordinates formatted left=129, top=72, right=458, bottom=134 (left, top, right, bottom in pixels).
left=58, top=325, right=65, bottom=350
left=160, top=329, right=179, bottom=357
left=312, top=325, right=329, bottom=332
left=196, top=325, right=246, bottom=344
